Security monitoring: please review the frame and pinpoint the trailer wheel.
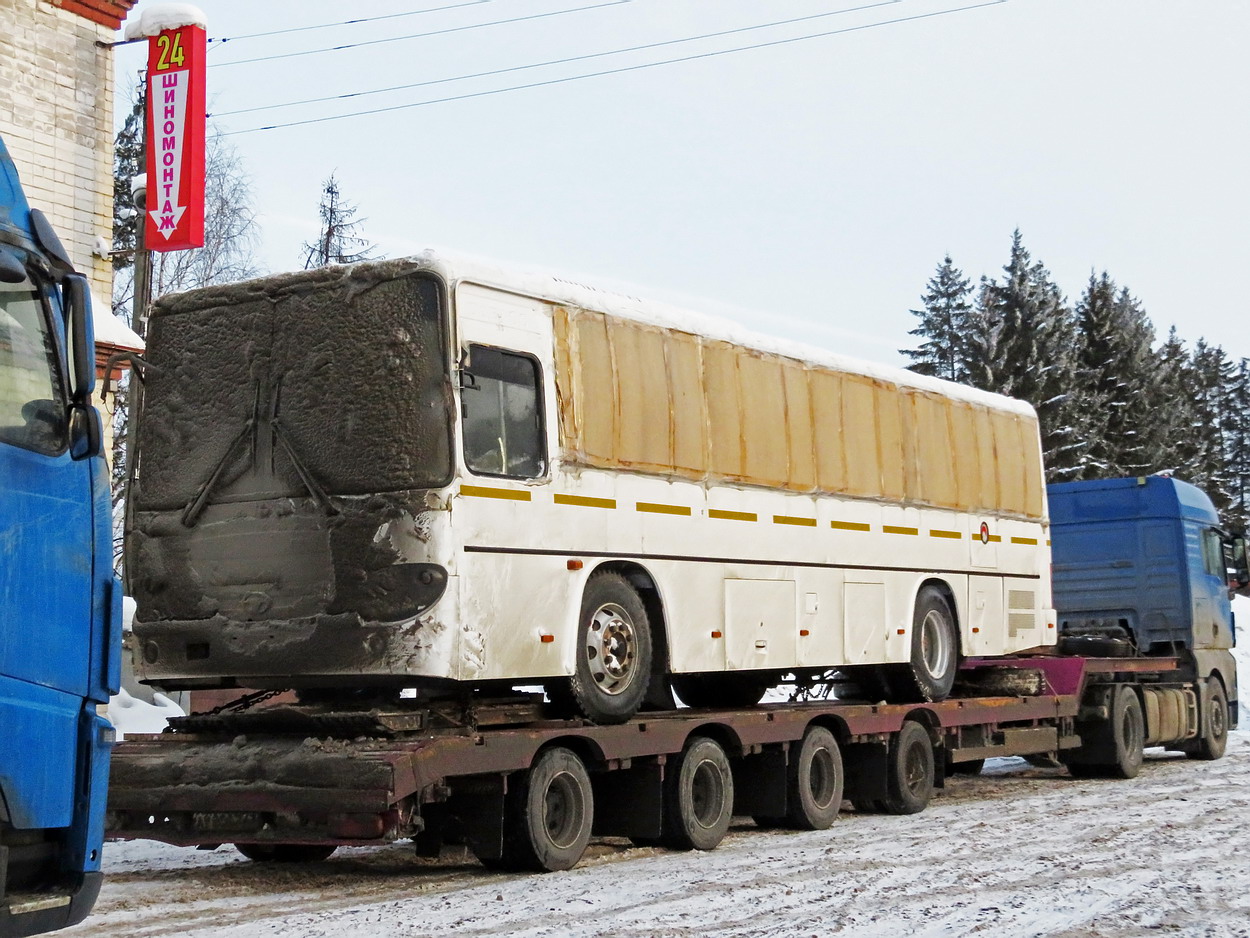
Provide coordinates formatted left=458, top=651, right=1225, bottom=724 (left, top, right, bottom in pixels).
left=661, top=736, right=734, bottom=851
left=899, top=587, right=959, bottom=702
left=234, top=843, right=337, bottom=863
left=496, top=747, right=594, bottom=872
left=1066, top=686, right=1144, bottom=780
left=785, top=727, right=844, bottom=829
left=880, top=721, right=935, bottom=815
left=1184, top=678, right=1228, bottom=761
left=558, top=574, right=652, bottom=724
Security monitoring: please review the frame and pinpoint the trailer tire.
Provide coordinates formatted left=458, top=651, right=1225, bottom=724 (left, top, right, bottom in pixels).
left=880, top=721, right=935, bottom=815
left=899, top=587, right=960, bottom=702
left=1184, top=678, right=1228, bottom=761
left=560, top=574, right=652, bottom=724
left=785, top=727, right=844, bottom=830
left=497, top=747, right=594, bottom=872
left=661, top=736, right=734, bottom=851
left=234, top=843, right=337, bottom=863
left=1065, top=686, right=1144, bottom=780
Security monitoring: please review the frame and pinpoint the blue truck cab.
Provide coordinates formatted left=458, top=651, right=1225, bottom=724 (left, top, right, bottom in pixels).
left=1049, top=475, right=1240, bottom=738
left=0, top=135, right=119, bottom=935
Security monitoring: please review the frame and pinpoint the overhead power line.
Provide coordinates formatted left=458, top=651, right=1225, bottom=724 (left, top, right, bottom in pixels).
left=213, top=0, right=904, bottom=119
left=210, top=0, right=632, bottom=69
left=208, top=0, right=499, bottom=46
left=225, top=1, right=1008, bottom=136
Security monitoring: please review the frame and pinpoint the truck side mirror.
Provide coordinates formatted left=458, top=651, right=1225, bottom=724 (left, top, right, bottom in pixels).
left=1223, top=534, right=1250, bottom=598
left=69, top=403, right=102, bottom=460
left=62, top=273, right=95, bottom=402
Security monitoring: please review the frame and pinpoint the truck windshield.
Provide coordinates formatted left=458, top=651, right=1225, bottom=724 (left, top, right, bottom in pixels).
left=0, top=268, right=66, bottom=454
left=136, top=269, right=452, bottom=510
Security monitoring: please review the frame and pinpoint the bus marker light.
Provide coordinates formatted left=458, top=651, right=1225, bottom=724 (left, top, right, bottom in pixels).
left=710, top=631, right=722, bottom=639
left=566, top=559, right=583, bottom=570
left=540, top=634, right=554, bottom=643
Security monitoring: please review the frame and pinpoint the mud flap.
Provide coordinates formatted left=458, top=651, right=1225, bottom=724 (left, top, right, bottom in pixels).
left=591, top=760, right=664, bottom=839
left=443, top=774, right=508, bottom=862
left=731, top=747, right=788, bottom=819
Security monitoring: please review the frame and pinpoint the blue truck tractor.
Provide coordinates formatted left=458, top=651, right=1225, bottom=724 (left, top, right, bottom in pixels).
left=0, top=134, right=119, bottom=936
left=1049, top=474, right=1241, bottom=762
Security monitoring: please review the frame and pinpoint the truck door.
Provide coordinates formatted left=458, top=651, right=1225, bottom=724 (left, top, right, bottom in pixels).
left=1195, top=527, right=1233, bottom=651
left=0, top=268, right=94, bottom=827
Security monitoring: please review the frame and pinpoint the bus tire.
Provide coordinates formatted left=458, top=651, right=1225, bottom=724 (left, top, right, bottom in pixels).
left=497, top=747, right=594, bottom=872
left=563, top=573, right=652, bottom=724
left=880, top=721, right=935, bottom=815
left=901, top=586, right=960, bottom=702
left=785, top=727, right=844, bottom=830
left=671, top=673, right=769, bottom=709
left=1184, top=678, right=1228, bottom=761
left=661, top=736, right=734, bottom=851
left=234, top=843, right=337, bottom=863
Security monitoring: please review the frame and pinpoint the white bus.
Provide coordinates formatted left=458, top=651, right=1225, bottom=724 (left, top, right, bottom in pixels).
left=131, top=251, right=1056, bottom=723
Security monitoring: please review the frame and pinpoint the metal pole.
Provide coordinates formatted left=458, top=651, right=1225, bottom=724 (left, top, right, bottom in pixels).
left=122, top=86, right=153, bottom=595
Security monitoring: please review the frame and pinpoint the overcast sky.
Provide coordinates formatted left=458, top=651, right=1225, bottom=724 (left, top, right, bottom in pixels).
left=114, top=0, right=1250, bottom=367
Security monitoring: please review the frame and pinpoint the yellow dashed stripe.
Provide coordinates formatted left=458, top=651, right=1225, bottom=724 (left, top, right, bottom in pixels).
left=986, top=534, right=1002, bottom=543
left=461, top=485, right=531, bottom=501
left=774, top=514, right=817, bottom=527
left=929, top=529, right=962, bottom=539
left=883, top=525, right=919, bottom=536
left=554, top=493, right=616, bottom=509
left=637, top=501, right=692, bottom=516
left=1011, top=536, right=1038, bottom=545
left=709, top=508, right=758, bottom=522
left=830, top=520, right=871, bottom=532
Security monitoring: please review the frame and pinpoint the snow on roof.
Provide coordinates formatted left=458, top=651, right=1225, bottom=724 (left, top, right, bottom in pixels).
left=414, top=248, right=1037, bottom=418
left=123, top=3, right=207, bottom=40
left=93, top=292, right=144, bottom=352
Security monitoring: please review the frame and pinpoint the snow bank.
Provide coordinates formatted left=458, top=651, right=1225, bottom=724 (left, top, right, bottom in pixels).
left=123, top=3, right=207, bottom=39
left=107, top=687, right=184, bottom=739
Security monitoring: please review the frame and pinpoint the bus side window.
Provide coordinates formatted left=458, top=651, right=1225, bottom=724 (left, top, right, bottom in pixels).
left=461, top=344, right=546, bottom=479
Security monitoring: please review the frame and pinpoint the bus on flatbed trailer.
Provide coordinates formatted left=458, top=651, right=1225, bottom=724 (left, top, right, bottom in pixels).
left=106, top=652, right=1217, bottom=872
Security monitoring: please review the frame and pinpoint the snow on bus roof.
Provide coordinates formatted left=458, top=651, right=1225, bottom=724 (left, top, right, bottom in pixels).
left=416, top=248, right=1037, bottom=418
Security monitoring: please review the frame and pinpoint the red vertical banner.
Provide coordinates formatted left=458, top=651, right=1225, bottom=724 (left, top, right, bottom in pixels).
left=144, top=24, right=207, bottom=252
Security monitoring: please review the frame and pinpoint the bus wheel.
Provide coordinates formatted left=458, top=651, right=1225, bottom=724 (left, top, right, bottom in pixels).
left=1065, top=686, right=1144, bottom=779
left=496, top=747, right=594, bottom=872
left=234, top=843, right=337, bottom=862
left=1184, top=678, right=1228, bottom=761
left=901, top=587, right=959, bottom=702
left=671, top=673, right=769, bottom=709
left=565, top=573, right=652, bottom=724
left=786, top=726, right=844, bottom=830
left=880, top=721, right=935, bottom=815
left=661, top=736, right=734, bottom=851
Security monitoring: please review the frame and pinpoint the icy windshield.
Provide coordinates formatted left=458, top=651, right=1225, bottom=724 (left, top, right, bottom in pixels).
left=137, top=269, right=452, bottom=510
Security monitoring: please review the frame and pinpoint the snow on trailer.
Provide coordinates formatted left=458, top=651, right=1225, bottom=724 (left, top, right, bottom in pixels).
left=104, top=654, right=1209, bottom=873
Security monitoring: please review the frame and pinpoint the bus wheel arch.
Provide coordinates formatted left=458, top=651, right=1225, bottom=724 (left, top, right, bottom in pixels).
left=556, top=568, right=655, bottom=724
left=904, top=580, right=961, bottom=702
left=590, top=561, right=675, bottom=710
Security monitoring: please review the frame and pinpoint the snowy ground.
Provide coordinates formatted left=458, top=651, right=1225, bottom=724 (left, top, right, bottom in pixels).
left=71, top=732, right=1250, bottom=938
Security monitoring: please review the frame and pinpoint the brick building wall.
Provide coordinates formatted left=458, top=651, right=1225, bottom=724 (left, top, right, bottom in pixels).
left=0, top=0, right=135, bottom=302
left=1, top=0, right=138, bottom=466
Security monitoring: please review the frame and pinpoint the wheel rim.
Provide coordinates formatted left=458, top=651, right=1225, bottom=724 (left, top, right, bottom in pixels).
left=807, top=746, right=837, bottom=809
left=1122, top=705, right=1143, bottom=756
left=690, top=759, right=725, bottom=829
left=585, top=602, right=639, bottom=696
left=542, top=771, right=585, bottom=849
left=920, top=609, right=953, bottom=679
left=1209, top=692, right=1226, bottom=740
left=903, top=741, right=929, bottom=796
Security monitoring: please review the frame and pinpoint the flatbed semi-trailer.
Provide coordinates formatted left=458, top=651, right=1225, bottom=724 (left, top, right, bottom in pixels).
left=105, top=653, right=1214, bottom=872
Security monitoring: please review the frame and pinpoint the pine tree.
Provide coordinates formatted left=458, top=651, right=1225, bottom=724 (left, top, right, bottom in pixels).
left=1224, top=360, right=1250, bottom=530
left=977, top=231, right=1086, bottom=480
left=301, top=173, right=376, bottom=268
left=1148, top=327, right=1196, bottom=477
left=1073, top=274, right=1156, bottom=478
left=901, top=255, right=972, bottom=382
